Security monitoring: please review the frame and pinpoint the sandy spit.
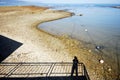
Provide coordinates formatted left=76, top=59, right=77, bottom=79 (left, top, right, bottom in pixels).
left=0, top=6, right=73, bottom=62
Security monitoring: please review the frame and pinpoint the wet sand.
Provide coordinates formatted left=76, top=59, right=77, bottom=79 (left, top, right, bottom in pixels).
left=0, top=6, right=118, bottom=80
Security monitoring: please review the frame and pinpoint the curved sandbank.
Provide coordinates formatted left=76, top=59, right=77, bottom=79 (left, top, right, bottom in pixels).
left=0, top=6, right=73, bottom=62
left=0, top=6, right=118, bottom=80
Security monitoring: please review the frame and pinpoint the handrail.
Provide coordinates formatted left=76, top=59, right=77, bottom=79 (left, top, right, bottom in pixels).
left=0, top=62, right=90, bottom=79
left=83, top=65, right=90, bottom=80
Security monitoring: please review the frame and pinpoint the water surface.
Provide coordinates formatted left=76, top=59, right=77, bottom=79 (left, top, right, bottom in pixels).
left=39, top=4, right=120, bottom=56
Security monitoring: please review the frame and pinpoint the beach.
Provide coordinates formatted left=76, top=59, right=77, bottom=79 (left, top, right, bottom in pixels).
left=0, top=6, right=73, bottom=62
left=0, top=6, right=118, bottom=80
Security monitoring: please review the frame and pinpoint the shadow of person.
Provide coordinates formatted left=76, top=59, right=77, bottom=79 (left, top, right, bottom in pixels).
left=71, top=56, right=79, bottom=77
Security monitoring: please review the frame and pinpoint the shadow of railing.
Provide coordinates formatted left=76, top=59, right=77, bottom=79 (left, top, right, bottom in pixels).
left=83, top=65, right=90, bottom=80
left=0, top=35, right=23, bottom=62
left=0, top=62, right=90, bottom=80
left=0, top=76, right=87, bottom=80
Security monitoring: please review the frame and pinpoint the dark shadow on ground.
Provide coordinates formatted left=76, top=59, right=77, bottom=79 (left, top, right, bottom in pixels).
left=0, top=76, right=87, bottom=80
left=0, top=35, right=23, bottom=62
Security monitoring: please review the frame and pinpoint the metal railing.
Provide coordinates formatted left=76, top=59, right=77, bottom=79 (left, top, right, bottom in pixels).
left=0, top=62, right=90, bottom=80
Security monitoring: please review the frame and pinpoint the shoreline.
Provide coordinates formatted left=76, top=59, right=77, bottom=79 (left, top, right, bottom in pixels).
left=26, top=7, right=120, bottom=80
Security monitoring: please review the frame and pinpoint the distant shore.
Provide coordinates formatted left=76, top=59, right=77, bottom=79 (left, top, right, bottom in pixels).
left=112, top=6, right=120, bottom=9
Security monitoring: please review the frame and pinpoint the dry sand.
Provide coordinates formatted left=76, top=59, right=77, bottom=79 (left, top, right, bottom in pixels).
left=0, top=6, right=73, bottom=62
left=0, top=6, right=118, bottom=80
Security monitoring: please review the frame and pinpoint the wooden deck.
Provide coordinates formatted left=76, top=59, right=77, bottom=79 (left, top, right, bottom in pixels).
left=0, top=62, right=90, bottom=80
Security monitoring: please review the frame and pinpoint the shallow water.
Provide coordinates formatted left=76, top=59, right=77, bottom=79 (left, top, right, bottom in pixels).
left=39, top=5, right=120, bottom=57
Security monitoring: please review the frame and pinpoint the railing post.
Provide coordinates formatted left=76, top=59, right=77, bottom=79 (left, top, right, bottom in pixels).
left=83, top=64, right=90, bottom=80
left=46, top=63, right=55, bottom=77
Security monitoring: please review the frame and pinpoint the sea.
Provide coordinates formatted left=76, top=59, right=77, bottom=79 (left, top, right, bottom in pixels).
left=0, top=0, right=120, bottom=61
left=39, top=4, right=120, bottom=57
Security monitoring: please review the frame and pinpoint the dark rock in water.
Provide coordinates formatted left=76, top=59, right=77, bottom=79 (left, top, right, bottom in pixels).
left=79, top=14, right=83, bottom=16
left=76, top=14, right=83, bottom=16
left=95, top=45, right=104, bottom=50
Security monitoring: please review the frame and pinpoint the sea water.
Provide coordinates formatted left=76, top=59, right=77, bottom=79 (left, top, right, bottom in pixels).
left=38, top=4, right=120, bottom=59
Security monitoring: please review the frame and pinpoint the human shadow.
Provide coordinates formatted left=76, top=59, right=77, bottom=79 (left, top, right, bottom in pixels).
left=71, top=56, right=79, bottom=77
left=0, top=35, right=23, bottom=62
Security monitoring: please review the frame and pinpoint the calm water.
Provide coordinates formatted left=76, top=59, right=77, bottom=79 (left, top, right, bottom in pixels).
left=39, top=4, right=120, bottom=56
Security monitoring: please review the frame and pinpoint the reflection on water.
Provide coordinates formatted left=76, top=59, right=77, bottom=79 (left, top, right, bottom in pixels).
left=38, top=5, right=120, bottom=70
